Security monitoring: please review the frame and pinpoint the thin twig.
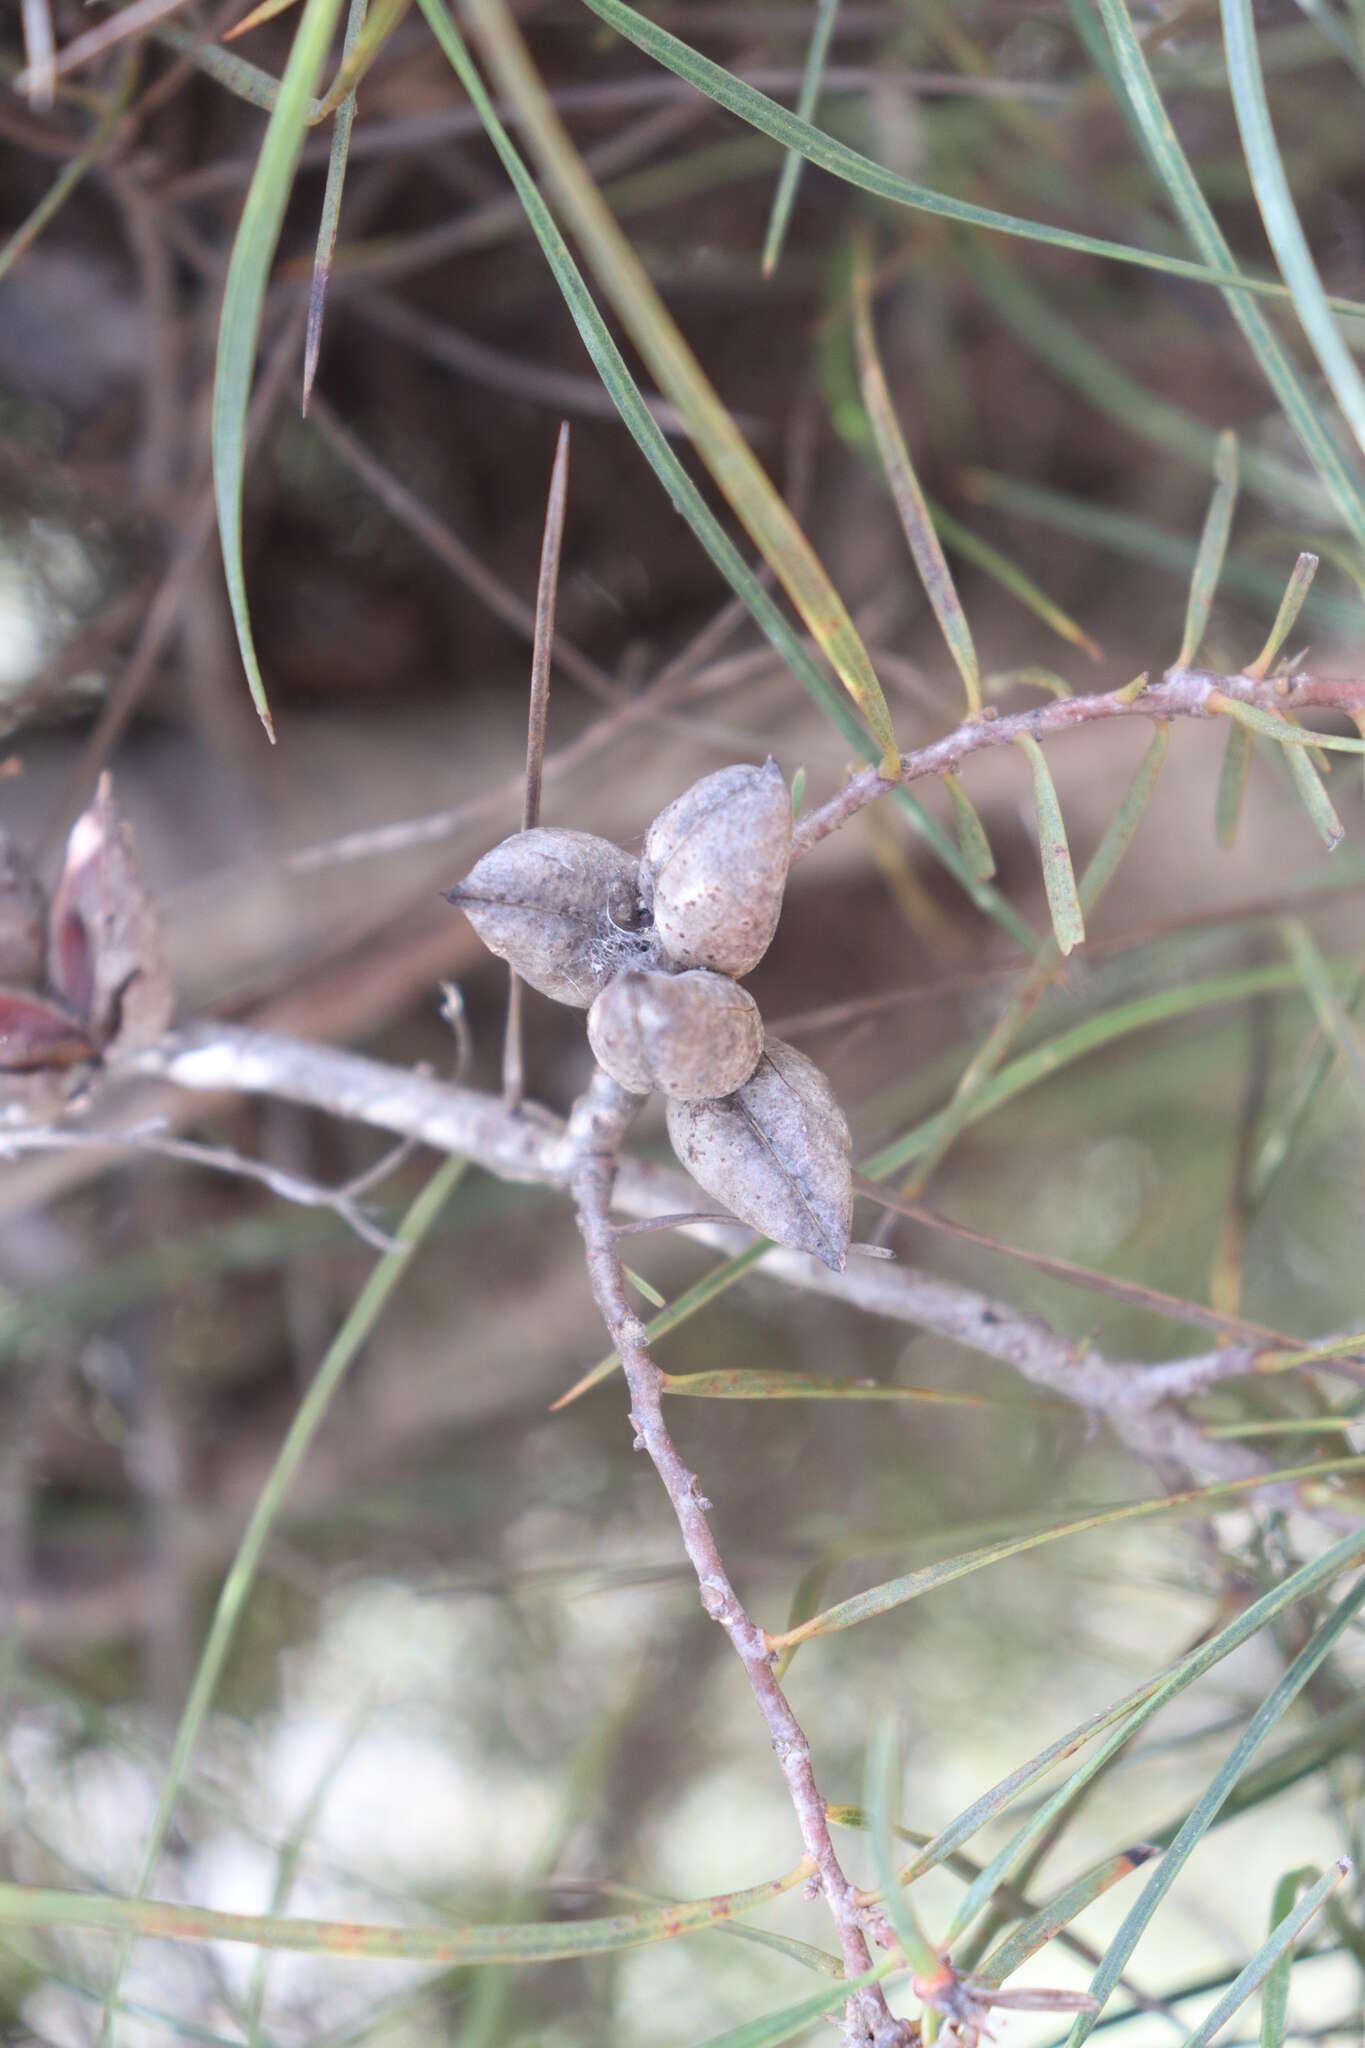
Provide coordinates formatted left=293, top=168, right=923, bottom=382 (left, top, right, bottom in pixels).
left=0, top=1122, right=402, bottom=1252
left=504, top=422, right=570, bottom=1112
left=564, top=1070, right=912, bottom=2047
left=115, top=1020, right=1294, bottom=1481
left=789, top=668, right=1365, bottom=863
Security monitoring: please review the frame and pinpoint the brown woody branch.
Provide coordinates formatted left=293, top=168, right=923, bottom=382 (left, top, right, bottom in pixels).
left=565, top=1070, right=912, bottom=2048
left=115, top=1019, right=1289, bottom=1481
left=790, top=667, right=1365, bottom=861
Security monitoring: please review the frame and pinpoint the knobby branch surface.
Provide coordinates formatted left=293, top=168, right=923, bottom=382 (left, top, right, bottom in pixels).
left=118, top=1017, right=1287, bottom=1479
left=564, top=1069, right=910, bottom=2048
left=789, top=666, right=1365, bottom=859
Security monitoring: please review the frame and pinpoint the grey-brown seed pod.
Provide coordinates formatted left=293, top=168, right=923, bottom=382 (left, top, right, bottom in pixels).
left=665, top=1036, right=851, bottom=1270
left=448, top=827, right=645, bottom=1008
left=641, top=759, right=791, bottom=977
left=587, top=967, right=763, bottom=1100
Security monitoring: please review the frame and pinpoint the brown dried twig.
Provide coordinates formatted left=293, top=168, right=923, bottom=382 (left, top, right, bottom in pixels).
left=564, top=1069, right=913, bottom=2048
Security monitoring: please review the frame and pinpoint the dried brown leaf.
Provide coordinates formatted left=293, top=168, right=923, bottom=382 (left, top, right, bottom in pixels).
left=47, top=774, right=174, bottom=1054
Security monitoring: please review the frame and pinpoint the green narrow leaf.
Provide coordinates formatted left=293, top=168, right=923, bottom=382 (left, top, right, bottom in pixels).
left=574, top=0, right=1365, bottom=315
left=760, top=0, right=840, bottom=278
left=99, top=1154, right=467, bottom=2036
left=771, top=1556, right=836, bottom=1684
left=902, top=1518, right=1365, bottom=1887
left=690, top=1961, right=894, bottom=2048
left=412, top=0, right=1039, bottom=946
left=872, top=720, right=1164, bottom=1195
left=1245, top=552, right=1318, bottom=680
left=866, top=1719, right=941, bottom=1977
left=213, top=0, right=348, bottom=735
left=1015, top=733, right=1085, bottom=955
left=624, top=1265, right=667, bottom=1309
left=863, top=960, right=1334, bottom=1185
left=461, top=0, right=902, bottom=776
left=960, top=468, right=1359, bottom=632
left=1183, top=1862, right=1347, bottom=2048
left=960, top=239, right=1325, bottom=528
left=1090, top=0, right=1365, bottom=552
left=1280, top=918, right=1365, bottom=1119
left=790, top=765, right=807, bottom=816
left=660, top=1369, right=993, bottom=1405
left=1246, top=962, right=1365, bottom=1208
left=929, top=501, right=1102, bottom=661
left=154, top=20, right=323, bottom=112
left=1179, top=431, right=1240, bottom=666
left=1258, top=1867, right=1319, bottom=2048
left=1209, top=693, right=1365, bottom=756
left=1222, top=0, right=1365, bottom=460
left=302, top=0, right=369, bottom=415
left=0, top=59, right=134, bottom=286
left=975, top=1848, right=1157, bottom=1987
left=551, top=1242, right=771, bottom=1406
left=1076, top=723, right=1169, bottom=914
left=1064, top=1574, right=1365, bottom=2047
left=226, top=0, right=303, bottom=37
left=1283, top=738, right=1346, bottom=850
left=312, top=0, right=406, bottom=117
left=1, top=1867, right=810, bottom=1966
left=772, top=1457, right=1365, bottom=1650
left=1215, top=722, right=1254, bottom=849
left=851, top=239, right=981, bottom=718
left=943, top=774, right=996, bottom=881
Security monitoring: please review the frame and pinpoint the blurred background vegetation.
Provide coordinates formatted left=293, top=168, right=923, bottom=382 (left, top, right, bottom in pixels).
left=2, top=0, right=1365, bottom=2042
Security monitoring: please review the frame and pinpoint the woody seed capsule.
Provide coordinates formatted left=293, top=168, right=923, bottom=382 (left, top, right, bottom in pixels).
left=665, top=1036, right=852, bottom=1270
left=641, top=759, right=791, bottom=978
left=448, top=826, right=645, bottom=1008
left=587, top=967, right=763, bottom=1100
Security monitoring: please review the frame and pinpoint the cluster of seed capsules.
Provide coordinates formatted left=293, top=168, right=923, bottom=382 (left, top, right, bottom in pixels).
left=448, top=761, right=852, bottom=1271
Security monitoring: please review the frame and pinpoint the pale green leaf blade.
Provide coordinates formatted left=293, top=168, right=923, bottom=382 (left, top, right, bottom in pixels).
left=1215, top=722, right=1254, bottom=848
left=1090, top=0, right=1365, bottom=552
left=902, top=1518, right=1365, bottom=1885
left=1064, top=1573, right=1365, bottom=2046
left=213, top=0, right=348, bottom=734
left=99, top=1154, right=467, bottom=2031
left=575, top=0, right=1365, bottom=315
left=660, top=1369, right=996, bottom=1406
left=975, top=1848, right=1158, bottom=1987
left=462, top=0, right=903, bottom=776
left=1280, top=918, right=1365, bottom=1118
left=1179, top=431, right=1239, bottom=666
left=1209, top=693, right=1365, bottom=755
left=415, top=0, right=1038, bottom=942
left=852, top=240, right=980, bottom=717
left=690, top=1962, right=893, bottom=2048
left=760, top=0, right=840, bottom=279
left=1183, top=1862, right=1346, bottom=2048
left=930, top=501, right=1102, bottom=661
left=1284, top=739, right=1346, bottom=850
left=1259, top=1867, right=1319, bottom=2048
left=943, top=774, right=996, bottom=881
left=0, top=1867, right=809, bottom=1965
left=866, top=1719, right=940, bottom=1977
left=302, top=0, right=370, bottom=415
left=1016, top=733, right=1085, bottom=954
left=1246, top=552, right=1318, bottom=680
left=773, top=1458, right=1365, bottom=1649
left=1222, top=0, right=1365, bottom=460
